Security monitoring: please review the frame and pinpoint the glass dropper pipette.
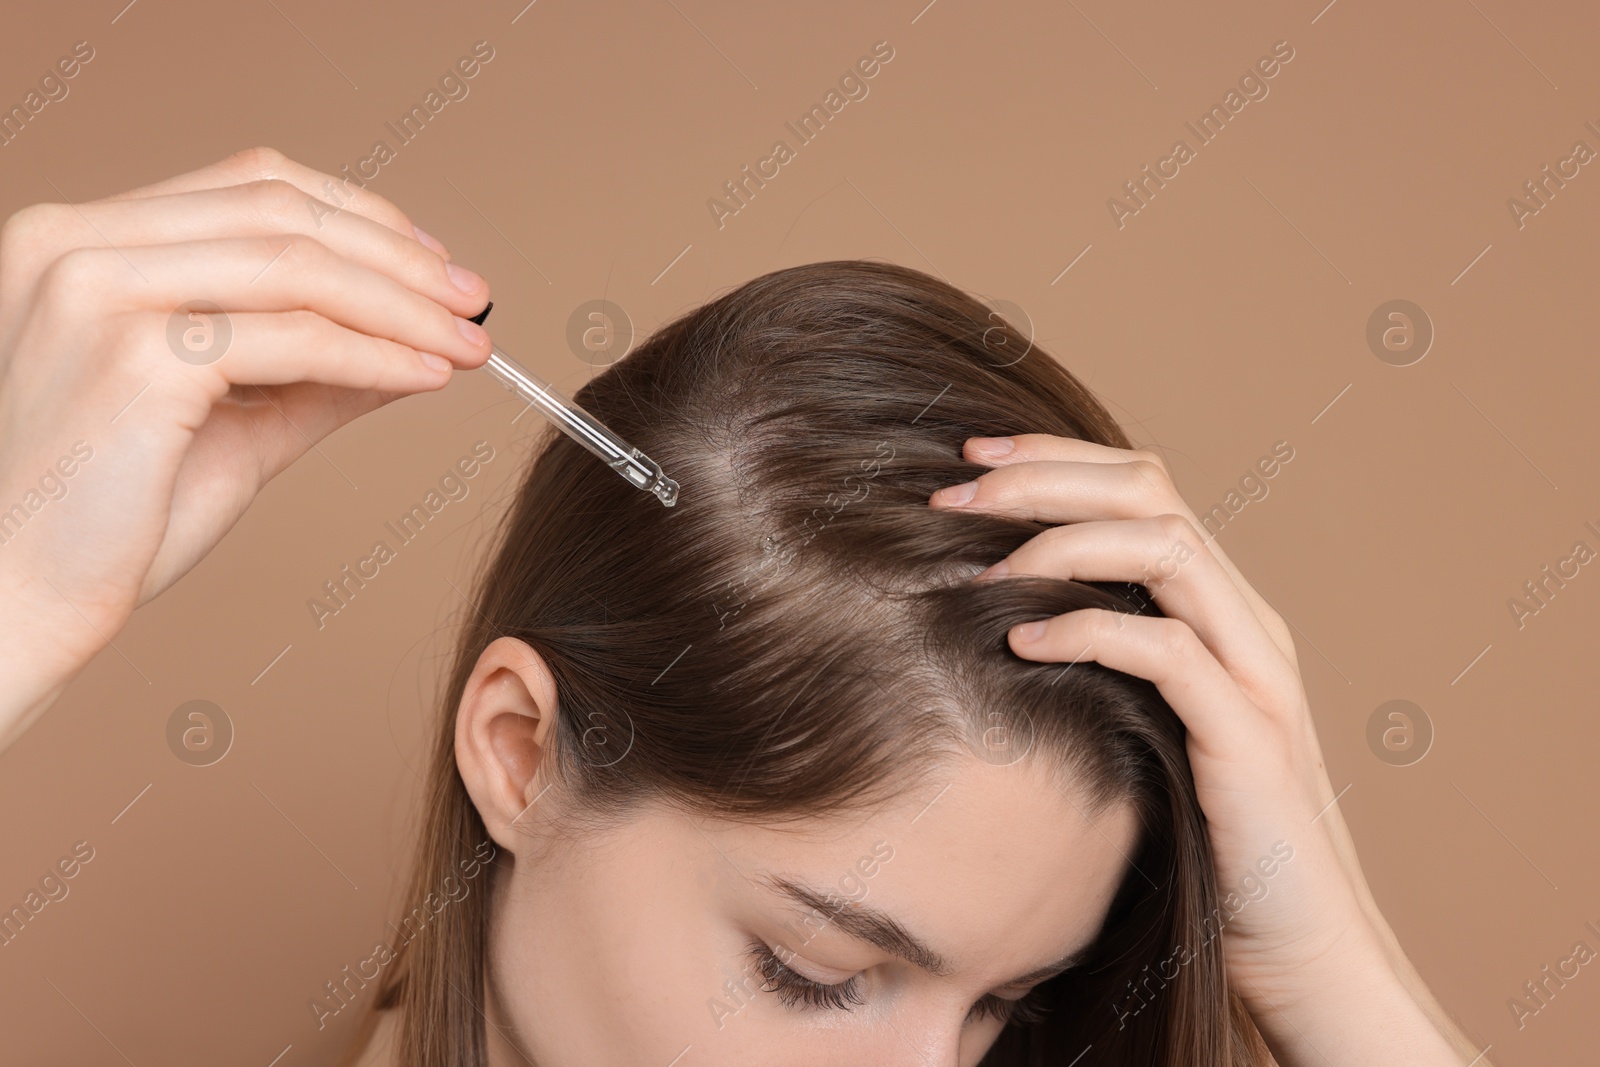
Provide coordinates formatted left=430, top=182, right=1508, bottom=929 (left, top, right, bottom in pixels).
left=467, top=302, right=678, bottom=507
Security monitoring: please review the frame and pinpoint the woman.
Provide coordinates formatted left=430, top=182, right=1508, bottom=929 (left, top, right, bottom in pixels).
left=0, top=149, right=1481, bottom=1066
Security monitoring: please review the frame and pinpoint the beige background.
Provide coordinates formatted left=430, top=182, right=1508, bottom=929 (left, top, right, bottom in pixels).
left=1, top=0, right=1597, bottom=1063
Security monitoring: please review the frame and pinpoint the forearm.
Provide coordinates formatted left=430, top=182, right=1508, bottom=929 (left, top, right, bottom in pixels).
left=1362, top=907, right=1487, bottom=1062
left=1317, top=807, right=1485, bottom=1061
left=1242, top=926, right=1487, bottom=1067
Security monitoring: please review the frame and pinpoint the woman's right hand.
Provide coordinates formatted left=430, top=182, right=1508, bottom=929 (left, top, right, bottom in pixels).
left=0, top=146, right=492, bottom=750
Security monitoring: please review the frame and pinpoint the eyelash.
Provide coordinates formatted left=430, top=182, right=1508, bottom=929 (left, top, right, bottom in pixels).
left=745, top=940, right=1052, bottom=1027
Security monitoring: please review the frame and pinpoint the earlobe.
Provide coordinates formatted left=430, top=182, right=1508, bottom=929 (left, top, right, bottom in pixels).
left=454, top=636, right=560, bottom=853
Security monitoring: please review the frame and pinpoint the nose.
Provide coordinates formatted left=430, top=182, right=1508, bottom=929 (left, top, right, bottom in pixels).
left=872, top=1016, right=965, bottom=1067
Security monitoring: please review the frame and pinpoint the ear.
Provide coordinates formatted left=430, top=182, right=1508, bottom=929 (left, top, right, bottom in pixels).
left=455, top=636, right=559, bottom=854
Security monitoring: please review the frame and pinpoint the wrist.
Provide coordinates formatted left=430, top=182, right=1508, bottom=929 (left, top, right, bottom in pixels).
left=1233, top=909, right=1388, bottom=1007
left=0, top=564, right=89, bottom=749
left=1235, top=926, right=1467, bottom=1067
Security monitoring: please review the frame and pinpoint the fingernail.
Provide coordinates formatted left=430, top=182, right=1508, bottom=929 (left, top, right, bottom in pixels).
left=1014, top=620, right=1046, bottom=642
left=414, top=225, right=450, bottom=259
left=447, top=262, right=486, bottom=295
left=935, top=480, right=977, bottom=507
left=970, top=436, right=1015, bottom=457
left=457, top=316, right=490, bottom=347
left=976, top=560, right=1009, bottom=581
left=419, top=351, right=452, bottom=372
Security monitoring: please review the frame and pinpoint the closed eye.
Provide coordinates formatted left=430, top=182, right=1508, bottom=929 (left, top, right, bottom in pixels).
left=745, top=940, right=1053, bottom=1026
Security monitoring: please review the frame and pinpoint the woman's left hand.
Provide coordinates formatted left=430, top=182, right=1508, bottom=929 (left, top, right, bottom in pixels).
left=928, top=433, right=1479, bottom=1067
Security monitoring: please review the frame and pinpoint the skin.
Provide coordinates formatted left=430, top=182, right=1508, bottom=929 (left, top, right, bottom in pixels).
left=0, top=150, right=1487, bottom=1066
left=934, top=436, right=1487, bottom=1064
left=0, top=147, right=491, bottom=752
left=448, top=638, right=1139, bottom=1065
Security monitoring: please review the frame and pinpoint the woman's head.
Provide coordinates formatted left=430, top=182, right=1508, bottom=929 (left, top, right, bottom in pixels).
left=362, top=260, right=1267, bottom=1065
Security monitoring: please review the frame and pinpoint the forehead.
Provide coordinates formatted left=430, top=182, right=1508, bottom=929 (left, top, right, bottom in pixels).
left=704, top=755, right=1140, bottom=979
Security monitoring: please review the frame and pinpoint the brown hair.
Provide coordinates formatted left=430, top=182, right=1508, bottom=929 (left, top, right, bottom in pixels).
left=348, top=259, right=1270, bottom=1065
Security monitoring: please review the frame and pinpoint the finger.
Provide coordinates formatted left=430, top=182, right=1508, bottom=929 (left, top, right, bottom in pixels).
left=960, top=434, right=1275, bottom=614
left=946, top=434, right=1296, bottom=665
left=91, top=146, right=451, bottom=260
left=145, top=381, right=402, bottom=602
left=55, top=237, right=490, bottom=369
left=165, top=310, right=459, bottom=393
left=932, top=458, right=1169, bottom=524
left=19, top=181, right=486, bottom=320
left=976, top=516, right=1298, bottom=701
left=192, top=379, right=400, bottom=489
left=1007, top=608, right=1266, bottom=759
left=963, top=432, right=1176, bottom=490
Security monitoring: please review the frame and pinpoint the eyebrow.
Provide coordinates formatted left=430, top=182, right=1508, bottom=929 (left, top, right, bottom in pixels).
left=757, top=874, right=1088, bottom=987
